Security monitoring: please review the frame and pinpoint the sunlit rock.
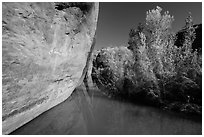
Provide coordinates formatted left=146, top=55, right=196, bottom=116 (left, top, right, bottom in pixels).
left=2, top=2, right=99, bottom=134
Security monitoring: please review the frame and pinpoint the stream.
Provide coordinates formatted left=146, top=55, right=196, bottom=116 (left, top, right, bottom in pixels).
left=11, top=83, right=202, bottom=135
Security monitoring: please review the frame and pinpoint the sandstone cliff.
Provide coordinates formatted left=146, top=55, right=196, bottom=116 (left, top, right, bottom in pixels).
left=2, top=2, right=99, bottom=134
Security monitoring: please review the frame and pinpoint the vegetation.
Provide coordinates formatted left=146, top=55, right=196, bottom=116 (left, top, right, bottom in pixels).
left=92, top=6, right=202, bottom=114
left=128, top=6, right=202, bottom=113
left=92, top=47, right=135, bottom=95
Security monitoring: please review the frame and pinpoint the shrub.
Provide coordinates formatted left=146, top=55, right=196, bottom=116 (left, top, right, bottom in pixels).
left=128, top=6, right=177, bottom=99
left=92, top=6, right=201, bottom=112
left=128, top=6, right=201, bottom=106
left=92, top=47, right=135, bottom=95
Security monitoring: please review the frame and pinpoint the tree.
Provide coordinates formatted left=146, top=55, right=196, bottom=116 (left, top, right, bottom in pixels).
left=128, top=6, right=201, bottom=104
left=128, top=6, right=176, bottom=81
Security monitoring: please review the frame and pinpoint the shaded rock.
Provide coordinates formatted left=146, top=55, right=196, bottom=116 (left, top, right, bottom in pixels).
left=2, top=2, right=99, bottom=134
left=83, top=37, right=98, bottom=90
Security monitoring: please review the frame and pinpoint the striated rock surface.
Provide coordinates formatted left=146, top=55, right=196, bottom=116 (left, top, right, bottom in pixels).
left=2, top=2, right=99, bottom=134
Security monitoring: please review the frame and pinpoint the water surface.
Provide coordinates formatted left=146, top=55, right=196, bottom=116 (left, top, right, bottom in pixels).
left=11, top=85, right=202, bottom=135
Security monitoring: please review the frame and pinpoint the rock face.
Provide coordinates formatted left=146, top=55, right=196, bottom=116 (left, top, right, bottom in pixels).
left=2, top=2, right=99, bottom=134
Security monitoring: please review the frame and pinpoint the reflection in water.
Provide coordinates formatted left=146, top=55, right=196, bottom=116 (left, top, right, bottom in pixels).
left=11, top=83, right=202, bottom=135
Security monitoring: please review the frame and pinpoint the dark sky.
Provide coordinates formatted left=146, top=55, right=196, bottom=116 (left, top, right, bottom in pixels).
left=95, top=2, right=202, bottom=50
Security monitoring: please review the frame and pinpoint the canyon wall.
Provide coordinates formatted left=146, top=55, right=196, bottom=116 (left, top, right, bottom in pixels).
left=2, top=2, right=99, bottom=134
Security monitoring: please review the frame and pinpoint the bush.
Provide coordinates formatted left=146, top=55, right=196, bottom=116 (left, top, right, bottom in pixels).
left=128, top=6, right=201, bottom=107
left=128, top=6, right=177, bottom=100
left=92, top=47, right=135, bottom=95
left=92, top=6, right=201, bottom=113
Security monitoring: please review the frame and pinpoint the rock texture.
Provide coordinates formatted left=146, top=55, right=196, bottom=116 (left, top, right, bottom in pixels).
left=2, top=2, right=99, bottom=134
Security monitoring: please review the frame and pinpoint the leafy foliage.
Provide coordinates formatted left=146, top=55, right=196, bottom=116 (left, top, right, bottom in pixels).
left=128, top=6, right=202, bottom=109
left=128, top=7, right=177, bottom=99
left=92, top=6, right=202, bottom=113
left=92, top=47, right=135, bottom=95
